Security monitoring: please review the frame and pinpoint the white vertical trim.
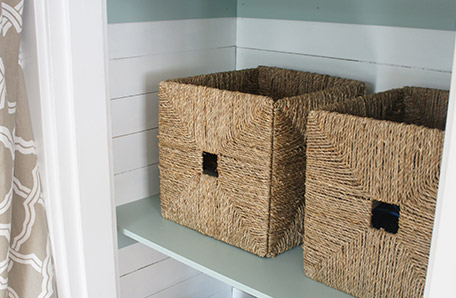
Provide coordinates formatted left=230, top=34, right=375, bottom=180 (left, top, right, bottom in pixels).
left=425, top=35, right=456, bottom=298
left=23, top=0, right=118, bottom=297
left=66, top=0, right=118, bottom=297
left=101, top=0, right=121, bottom=296
left=24, top=0, right=88, bottom=296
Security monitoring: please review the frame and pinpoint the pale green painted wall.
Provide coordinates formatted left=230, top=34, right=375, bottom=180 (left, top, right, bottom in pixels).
left=108, top=0, right=455, bottom=31
left=107, top=0, right=237, bottom=24
left=237, top=0, right=456, bottom=31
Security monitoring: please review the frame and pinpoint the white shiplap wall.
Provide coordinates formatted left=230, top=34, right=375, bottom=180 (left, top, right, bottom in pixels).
left=109, top=17, right=454, bottom=298
left=236, top=18, right=455, bottom=92
left=108, top=18, right=236, bottom=298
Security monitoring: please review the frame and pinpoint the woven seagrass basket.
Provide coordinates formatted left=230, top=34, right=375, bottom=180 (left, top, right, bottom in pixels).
left=303, top=87, right=449, bottom=297
left=158, top=66, right=365, bottom=257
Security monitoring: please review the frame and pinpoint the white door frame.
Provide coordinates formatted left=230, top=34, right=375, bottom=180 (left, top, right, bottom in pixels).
left=22, top=0, right=119, bottom=297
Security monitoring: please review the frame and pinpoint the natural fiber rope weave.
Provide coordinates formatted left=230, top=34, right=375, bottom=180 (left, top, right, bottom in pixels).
left=159, top=66, right=365, bottom=257
left=303, top=87, right=449, bottom=296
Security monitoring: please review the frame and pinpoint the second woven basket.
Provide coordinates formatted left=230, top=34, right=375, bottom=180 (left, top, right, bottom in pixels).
left=304, top=87, right=449, bottom=297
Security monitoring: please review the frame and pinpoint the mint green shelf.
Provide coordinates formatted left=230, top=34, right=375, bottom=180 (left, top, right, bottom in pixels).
left=116, top=195, right=351, bottom=298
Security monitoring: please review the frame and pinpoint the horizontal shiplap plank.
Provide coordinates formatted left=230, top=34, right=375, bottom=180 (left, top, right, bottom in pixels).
left=114, top=164, right=159, bottom=206
left=237, top=18, right=455, bottom=72
left=236, top=48, right=452, bottom=93
left=109, top=47, right=235, bottom=98
left=120, top=258, right=199, bottom=298
left=108, top=18, right=236, bottom=59
left=111, top=92, right=158, bottom=137
left=148, top=273, right=232, bottom=298
left=112, top=129, right=158, bottom=174
left=118, top=243, right=168, bottom=277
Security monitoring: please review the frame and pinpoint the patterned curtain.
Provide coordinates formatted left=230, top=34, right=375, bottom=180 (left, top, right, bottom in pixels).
left=0, top=0, right=57, bottom=297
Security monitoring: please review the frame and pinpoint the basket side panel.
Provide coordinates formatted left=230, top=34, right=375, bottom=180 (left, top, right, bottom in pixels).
left=303, top=111, right=444, bottom=297
left=159, top=145, right=201, bottom=222
left=274, top=84, right=367, bottom=138
left=257, top=66, right=330, bottom=99
left=159, top=145, right=271, bottom=256
left=159, top=82, right=198, bottom=151
left=403, top=87, right=449, bottom=130
left=170, top=68, right=259, bottom=94
left=257, top=66, right=366, bottom=101
left=325, top=75, right=368, bottom=90
left=314, top=110, right=444, bottom=205
left=320, top=88, right=405, bottom=123
left=321, top=87, right=450, bottom=131
left=306, top=229, right=427, bottom=297
left=158, top=80, right=274, bottom=256
left=267, top=107, right=306, bottom=257
left=159, top=81, right=273, bottom=154
left=266, top=84, right=365, bottom=257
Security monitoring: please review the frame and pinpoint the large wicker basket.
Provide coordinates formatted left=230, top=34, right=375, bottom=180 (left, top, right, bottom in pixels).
left=303, top=87, right=449, bottom=296
left=158, top=66, right=365, bottom=257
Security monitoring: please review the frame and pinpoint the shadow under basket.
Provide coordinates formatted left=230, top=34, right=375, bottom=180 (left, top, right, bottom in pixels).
left=303, top=87, right=449, bottom=297
left=158, top=66, right=365, bottom=257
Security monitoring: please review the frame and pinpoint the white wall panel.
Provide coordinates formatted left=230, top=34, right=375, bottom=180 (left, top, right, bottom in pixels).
left=109, top=25, right=235, bottom=298
left=108, top=18, right=236, bottom=59
left=109, top=47, right=236, bottom=99
left=112, top=129, right=158, bottom=174
left=208, top=290, right=234, bottom=298
left=237, top=18, right=455, bottom=72
left=114, top=164, right=159, bottom=206
left=111, top=92, right=158, bottom=137
left=119, top=258, right=199, bottom=298
left=118, top=243, right=168, bottom=276
left=148, top=273, right=232, bottom=298
left=236, top=48, right=452, bottom=93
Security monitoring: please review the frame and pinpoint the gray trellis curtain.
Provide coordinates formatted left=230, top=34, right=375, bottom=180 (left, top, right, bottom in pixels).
left=0, top=0, right=57, bottom=297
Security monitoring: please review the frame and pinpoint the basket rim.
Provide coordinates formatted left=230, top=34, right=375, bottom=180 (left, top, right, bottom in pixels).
left=160, top=80, right=276, bottom=105
left=161, top=67, right=365, bottom=106
left=310, top=109, right=446, bottom=133
left=164, top=65, right=364, bottom=83
left=312, top=86, right=449, bottom=132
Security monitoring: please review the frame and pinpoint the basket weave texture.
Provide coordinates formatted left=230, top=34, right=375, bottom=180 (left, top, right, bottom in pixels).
left=158, top=66, right=365, bottom=257
left=303, top=87, right=449, bottom=296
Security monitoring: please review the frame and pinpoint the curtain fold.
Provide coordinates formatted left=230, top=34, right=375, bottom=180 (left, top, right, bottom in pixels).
left=0, top=0, right=57, bottom=297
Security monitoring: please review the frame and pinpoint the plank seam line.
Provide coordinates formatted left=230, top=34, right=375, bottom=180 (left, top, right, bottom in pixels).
left=144, top=272, right=203, bottom=298
left=119, top=256, right=171, bottom=278
left=114, top=162, right=158, bottom=176
left=238, top=46, right=452, bottom=73
left=110, top=91, right=157, bottom=101
left=110, top=45, right=236, bottom=61
left=112, top=127, right=158, bottom=139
